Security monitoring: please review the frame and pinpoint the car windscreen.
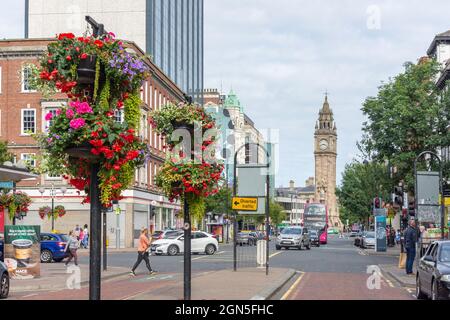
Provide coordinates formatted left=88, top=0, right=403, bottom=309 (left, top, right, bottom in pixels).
left=440, top=245, right=450, bottom=262
left=282, top=228, right=302, bottom=235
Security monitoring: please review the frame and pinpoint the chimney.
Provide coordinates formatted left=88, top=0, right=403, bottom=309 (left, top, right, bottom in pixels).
left=305, top=177, right=315, bottom=187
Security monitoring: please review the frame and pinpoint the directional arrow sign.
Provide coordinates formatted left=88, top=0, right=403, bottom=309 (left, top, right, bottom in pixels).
left=232, top=197, right=258, bottom=211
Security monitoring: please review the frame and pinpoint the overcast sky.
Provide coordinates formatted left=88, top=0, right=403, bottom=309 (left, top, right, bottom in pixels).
left=2, top=0, right=450, bottom=188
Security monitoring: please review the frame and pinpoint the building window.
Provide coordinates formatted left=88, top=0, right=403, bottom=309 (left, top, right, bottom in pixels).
left=45, top=173, right=62, bottom=180
left=114, top=110, right=124, bottom=123
left=44, top=108, right=58, bottom=132
left=21, top=109, right=36, bottom=135
left=20, top=153, right=36, bottom=167
left=21, top=66, right=36, bottom=93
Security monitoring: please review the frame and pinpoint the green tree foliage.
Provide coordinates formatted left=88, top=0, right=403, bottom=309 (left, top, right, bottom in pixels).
left=205, top=186, right=232, bottom=215
left=359, top=59, right=450, bottom=191
left=336, top=162, right=392, bottom=225
left=0, top=140, right=13, bottom=164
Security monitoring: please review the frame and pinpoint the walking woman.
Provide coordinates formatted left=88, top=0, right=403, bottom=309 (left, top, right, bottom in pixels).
left=130, top=228, right=156, bottom=276
left=64, top=231, right=80, bottom=266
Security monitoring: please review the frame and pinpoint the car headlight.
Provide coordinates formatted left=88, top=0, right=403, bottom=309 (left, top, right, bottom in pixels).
left=441, top=275, right=450, bottom=282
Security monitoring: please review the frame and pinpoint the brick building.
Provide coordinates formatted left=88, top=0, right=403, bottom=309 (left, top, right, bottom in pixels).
left=0, top=38, right=185, bottom=248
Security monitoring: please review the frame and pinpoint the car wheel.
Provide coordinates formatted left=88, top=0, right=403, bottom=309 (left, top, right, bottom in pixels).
left=0, top=273, right=9, bottom=299
left=205, top=244, right=216, bottom=255
left=431, top=279, right=439, bottom=301
left=276, top=245, right=281, bottom=250
left=167, top=245, right=179, bottom=256
left=416, top=275, right=427, bottom=300
left=41, top=249, right=53, bottom=263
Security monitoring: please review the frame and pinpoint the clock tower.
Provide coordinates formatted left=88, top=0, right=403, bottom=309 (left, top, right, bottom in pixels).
left=314, top=95, right=341, bottom=228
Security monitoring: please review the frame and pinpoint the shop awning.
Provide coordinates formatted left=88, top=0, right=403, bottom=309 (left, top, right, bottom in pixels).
left=0, top=165, right=38, bottom=182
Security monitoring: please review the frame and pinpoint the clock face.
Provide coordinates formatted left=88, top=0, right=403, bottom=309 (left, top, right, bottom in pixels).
left=319, top=139, right=329, bottom=151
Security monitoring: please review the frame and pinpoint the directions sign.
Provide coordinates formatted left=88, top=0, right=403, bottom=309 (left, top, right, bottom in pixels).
left=232, top=197, right=258, bottom=211
left=0, top=181, right=13, bottom=189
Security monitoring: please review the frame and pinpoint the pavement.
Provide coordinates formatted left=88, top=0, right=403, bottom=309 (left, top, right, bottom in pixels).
left=362, top=245, right=402, bottom=257
left=9, top=263, right=130, bottom=293
left=130, top=268, right=296, bottom=300
left=379, top=264, right=416, bottom=288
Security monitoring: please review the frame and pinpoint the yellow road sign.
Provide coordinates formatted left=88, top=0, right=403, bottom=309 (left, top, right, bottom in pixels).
left=232, top=197, right=258, bottom=211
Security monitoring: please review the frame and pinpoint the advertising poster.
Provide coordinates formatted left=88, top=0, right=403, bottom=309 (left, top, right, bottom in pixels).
left=375, top=216, right=387, bottom=253
left=4, top=225, right=40, bottom=279
left=211, top=225, right=223, bottom=243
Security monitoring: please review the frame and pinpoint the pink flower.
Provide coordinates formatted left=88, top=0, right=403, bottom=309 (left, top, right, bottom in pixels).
left=56, top=109, right=62, bottom=116
left=66, top=109, right=74, bottom=119
left=45, top=112, right=53, bottom=121
left=69, top=118, right=86, bottom=130
left=75, top=102, right=93, bottom=114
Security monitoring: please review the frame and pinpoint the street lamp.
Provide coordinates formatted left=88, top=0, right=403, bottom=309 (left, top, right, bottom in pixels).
left=38, top=184, right=67, bottom=232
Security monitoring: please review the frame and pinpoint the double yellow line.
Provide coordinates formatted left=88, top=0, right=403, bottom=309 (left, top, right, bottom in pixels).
left=281, top=272, right=305, bottom=300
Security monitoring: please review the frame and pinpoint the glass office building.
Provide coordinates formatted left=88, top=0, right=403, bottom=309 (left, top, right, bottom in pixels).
left=146, top=0, right=204, bottom=104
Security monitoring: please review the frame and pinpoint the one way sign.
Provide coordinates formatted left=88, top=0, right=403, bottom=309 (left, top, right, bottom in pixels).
left=232, top=197, right=258, bottom=211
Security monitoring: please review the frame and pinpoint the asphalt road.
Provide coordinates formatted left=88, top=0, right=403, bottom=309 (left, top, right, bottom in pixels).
left=10, top=234, right=416, bottom=300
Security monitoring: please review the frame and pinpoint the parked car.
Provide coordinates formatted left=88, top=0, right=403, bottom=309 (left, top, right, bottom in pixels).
left=416, top=241, right=450, bottom=300
left=151, top=231, right=219, bottom=256
left=360, top=232, right=376, bottom=249
left=151, top=229, right=183, bottom=241
left=0, top=259, right=9, bottom=299
left=276, top=226, right=311, bottom=250
left=236, top=232, right=256, bottom=246
left=350, top=229, right=361, bottom=237
left=309, top=230, right=321, bottom=247
left=0, top=239, right=4, bottom=262
left=40, top=233, right=69, bottom=263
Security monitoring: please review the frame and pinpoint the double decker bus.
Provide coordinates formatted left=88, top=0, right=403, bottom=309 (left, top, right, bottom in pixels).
left=303, top=203, right=328, bottom=244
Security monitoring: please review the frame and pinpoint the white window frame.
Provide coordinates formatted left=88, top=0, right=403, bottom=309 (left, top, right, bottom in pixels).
left=45, top=173, right=62, bottom=181
left=21, top=108, right=36, bottom=135
left=114, top=110, right=124, bottom=124
left=20, top=153, right=36, bottom=167
left=21, top=65, right=37, bottom=93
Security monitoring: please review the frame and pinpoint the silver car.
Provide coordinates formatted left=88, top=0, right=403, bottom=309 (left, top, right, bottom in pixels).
left=361, top=232, right=376, bottom=249
left=276, top=227, right=311, bottom=250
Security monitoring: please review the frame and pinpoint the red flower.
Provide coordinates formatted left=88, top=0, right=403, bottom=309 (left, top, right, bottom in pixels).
left=112, top=143, right=122, bottom=152
left=112, top=183, right=123, bottom=190
left=66, top=55, right=72, bottom=61
left=94, top=40, right=104, bottom=48
left=89, top=139, right=104, bottom=147
left=58, top=33, right=75, bottom=40
left=80, top=53, right=88, bottom=60
left=125, top=150, right=140, bottom=161
left=113, top=165, right=121, bottom=171
left=117, top=100, right=124, bottom=109
left=91, top=131, right=99, bottom=138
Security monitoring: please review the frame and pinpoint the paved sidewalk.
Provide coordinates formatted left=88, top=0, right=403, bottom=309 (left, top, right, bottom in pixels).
left=130, top=268, right=296, bottom=300
left=10, top=263, right=130, bottom=292
left=379, top=264, right=416, bottom=288
left=363, top=246, right=401, bottom=257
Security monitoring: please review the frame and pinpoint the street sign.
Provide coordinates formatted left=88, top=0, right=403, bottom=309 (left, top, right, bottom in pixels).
left=232, top=197, right=258, bottom=211
left=0, top=181, right=13, bottom=189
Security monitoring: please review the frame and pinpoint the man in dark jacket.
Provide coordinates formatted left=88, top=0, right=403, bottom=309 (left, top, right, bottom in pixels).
left=404, top=219, right=418, bottom=275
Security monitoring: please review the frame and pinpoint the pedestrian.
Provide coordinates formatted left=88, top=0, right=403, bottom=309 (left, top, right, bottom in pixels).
left=404, top=219, right=418, bottom=276
left=395, top=229, right=401, bottom=245
left=79, top=228, right=85, bottom=249
left=130, top=228, right=156, bottom=276
left=64, top=231, right=80, bottom=266
left=74, top=224, right=81, bottom=240
left=82, top=224, right=89, bottom=249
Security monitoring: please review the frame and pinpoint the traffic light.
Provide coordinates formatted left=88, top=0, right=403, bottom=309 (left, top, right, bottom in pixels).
left=374, top=197, right=381, bottom=209
left=393, top=186, right=403, bottom=207
left=408, top=198, right=415, bottom=217
left=150, top=205, right=156, bottom=218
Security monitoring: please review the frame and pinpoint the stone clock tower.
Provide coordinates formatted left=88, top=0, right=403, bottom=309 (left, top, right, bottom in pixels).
left=314, top=95, right=341, bottom=228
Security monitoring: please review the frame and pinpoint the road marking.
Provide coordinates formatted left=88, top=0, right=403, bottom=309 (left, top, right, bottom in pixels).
left=281, top=272, right=305, bottom=300
left=22, top=293, right=38, bottom=298
left=269, top=251, right=283, bottom=258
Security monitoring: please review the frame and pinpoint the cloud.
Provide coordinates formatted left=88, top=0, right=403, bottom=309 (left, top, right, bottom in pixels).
left=205, top=0, right=450, bottom=188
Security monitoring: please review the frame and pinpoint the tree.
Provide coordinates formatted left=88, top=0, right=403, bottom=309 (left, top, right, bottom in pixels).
left=205, top=186, right=232, bottom=215
left=0, top=140, right=13, bottom=164
left=359, top=59, right=450, bottom=191
left=336, top=161, right=392, bottom=226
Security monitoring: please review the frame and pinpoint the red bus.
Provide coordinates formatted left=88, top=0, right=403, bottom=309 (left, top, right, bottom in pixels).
left=303, top=203, right=328, bottom=244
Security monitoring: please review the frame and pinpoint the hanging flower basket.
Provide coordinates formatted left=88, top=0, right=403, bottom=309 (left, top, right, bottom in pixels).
left=54, top=205, right=66, bottom=218
left=33, top=32, right=150, bottom=207
left=0, top=192, right=32, bottom=221
left=150, top=103, right=224, bottom=222
left=38, top=206, right=51, bottom=220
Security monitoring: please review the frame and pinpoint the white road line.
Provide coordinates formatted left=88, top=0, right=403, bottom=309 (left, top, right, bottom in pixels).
left=269, top=251, right=283, bottom=258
